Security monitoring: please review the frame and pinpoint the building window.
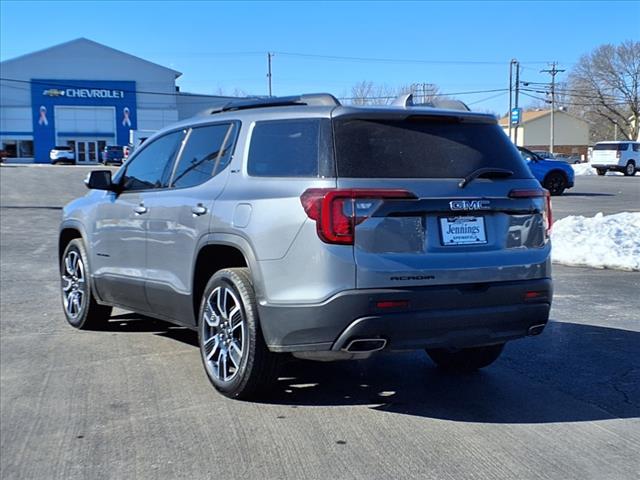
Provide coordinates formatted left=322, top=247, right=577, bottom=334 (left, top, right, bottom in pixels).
left=2, top=140, right=17, bottom=157
left=1, top=140, right=34, bottom=158
left=19, top=141, right=34, bottom=157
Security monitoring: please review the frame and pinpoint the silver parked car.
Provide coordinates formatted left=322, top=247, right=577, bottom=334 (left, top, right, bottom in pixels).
left=59, top=94, right=553, bottom=399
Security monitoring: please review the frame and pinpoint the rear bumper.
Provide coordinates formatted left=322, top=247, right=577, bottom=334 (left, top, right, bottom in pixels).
left=591, top=164, right=623, bottom=171
left=258, top=278, right=552, bottom=352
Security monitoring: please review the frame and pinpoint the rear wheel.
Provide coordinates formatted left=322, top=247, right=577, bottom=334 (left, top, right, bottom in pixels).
left=60, top=239, right=112, bottom=329
left=543, top=171, right=567, bottom=196
left=624, top=162, right=636, bottom=176
left=198, top=268, right=279, bottom=399
left=596, top=168, right=606, bottom=176
left=426, top=344, right=505, bottom=372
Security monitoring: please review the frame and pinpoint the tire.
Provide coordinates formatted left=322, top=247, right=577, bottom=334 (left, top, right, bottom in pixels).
left=426, top=343, right=505, bottom=372
left=198, top=268, right=279, bottom=399
left=624, top=162, right=636, bottom=176
left=596, top=169, right=606, bottom=176
left=543, top=171, right=567, bottom=196
left=60, top=239, right=112, bottom=329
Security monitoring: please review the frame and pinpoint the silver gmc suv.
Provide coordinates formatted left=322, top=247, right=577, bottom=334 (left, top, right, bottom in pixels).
left=59, top=94, right=553, bottom=399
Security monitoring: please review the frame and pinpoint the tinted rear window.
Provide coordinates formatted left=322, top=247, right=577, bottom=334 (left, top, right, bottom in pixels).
left=594, top=143, right=627, bottom=151
left=333, top=118, right=532, bottom=178
left=248, top=119, right=333, bottom=177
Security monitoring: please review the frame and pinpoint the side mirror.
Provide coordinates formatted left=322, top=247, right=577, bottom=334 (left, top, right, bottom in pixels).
left=85, top=170, right=116, bottom=191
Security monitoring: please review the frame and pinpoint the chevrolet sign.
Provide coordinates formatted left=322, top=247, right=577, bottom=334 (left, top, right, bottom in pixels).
left=42, top=89, right=65, bottom=97
left=43, top=88, right=125, bottom=99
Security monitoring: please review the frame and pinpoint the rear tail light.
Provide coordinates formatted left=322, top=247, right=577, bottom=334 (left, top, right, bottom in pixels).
left=509, top=188, right=553, bottom=238
left=616, top=150, right=621, bottom=159
left=300, top=188, right=416, bottom=245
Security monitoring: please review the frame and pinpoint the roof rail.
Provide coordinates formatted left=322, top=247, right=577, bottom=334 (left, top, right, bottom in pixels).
left=390, top=93, right=470, bottom=111
left=200, top=93, right=341, bottom=115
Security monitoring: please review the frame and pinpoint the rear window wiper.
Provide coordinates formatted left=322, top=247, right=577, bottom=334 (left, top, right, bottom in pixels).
left=459, top=168, right=514, bottom=188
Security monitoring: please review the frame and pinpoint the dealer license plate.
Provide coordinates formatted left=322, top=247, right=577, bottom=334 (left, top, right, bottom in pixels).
left=440, top=216, right=487, bottom=245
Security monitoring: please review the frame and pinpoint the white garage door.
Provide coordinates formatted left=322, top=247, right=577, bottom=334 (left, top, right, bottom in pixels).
left=54, top=106, right=115, bottom=134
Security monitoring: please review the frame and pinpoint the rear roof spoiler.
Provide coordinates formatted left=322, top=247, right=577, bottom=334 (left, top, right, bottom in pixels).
left=391, top=93, right=471, bottom=111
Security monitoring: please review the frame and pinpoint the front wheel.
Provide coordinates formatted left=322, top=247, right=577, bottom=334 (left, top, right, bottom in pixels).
left=624, top=162, right=636, bottom=176
left=596, top=168, right=606, bottom=176
left=61, top=239, right=112, bottom=329
left=426, top=344, right=505, bottom=372
left=543, top=171, right=567, bottom=196
left=198, top=268, right=279, bottom=399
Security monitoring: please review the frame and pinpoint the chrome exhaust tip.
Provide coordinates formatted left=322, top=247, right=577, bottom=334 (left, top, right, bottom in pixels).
left=342, top=338, right=387, bottom=353
left=528, top=324, right=546, bottom=336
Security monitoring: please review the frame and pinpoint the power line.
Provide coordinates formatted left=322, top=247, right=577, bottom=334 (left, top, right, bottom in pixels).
left=520, top=91, right=629, bottom=107
left=467, top=91, right=508, bottom=106
left=338, top=87, right=508, bottom=102
left=1, top=77, right=510, bottom=106
left=274, top=51, right=556, bottom=66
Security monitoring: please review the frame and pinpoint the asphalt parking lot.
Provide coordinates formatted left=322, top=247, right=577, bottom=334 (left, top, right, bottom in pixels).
left=1, top=165, right=639, bottom=480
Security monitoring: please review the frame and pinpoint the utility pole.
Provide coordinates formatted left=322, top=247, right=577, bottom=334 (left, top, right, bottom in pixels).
left=267, top=52, right=274, bottom=97
left=541, top=62, right=565, bottom=154
left=508, top=60, right=514, bottom=141
left=513, top=60, right=520, bottom=146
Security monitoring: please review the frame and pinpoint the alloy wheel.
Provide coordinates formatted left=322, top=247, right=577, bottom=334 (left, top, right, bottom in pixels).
left=62, top=250, right=85, bottom=318
left=201, top=286, right=246, bottom=382
left=626, top=163, right=635, bottom=176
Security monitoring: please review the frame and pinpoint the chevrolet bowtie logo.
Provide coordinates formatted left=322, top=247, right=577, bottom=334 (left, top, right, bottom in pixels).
left=42, top=89, right=65, bottom=97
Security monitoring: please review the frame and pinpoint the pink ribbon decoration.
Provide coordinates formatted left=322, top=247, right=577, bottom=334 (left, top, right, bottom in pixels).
left=38, top=106, right=48, bottom=126
left=122, top=107, right=131, bottom=127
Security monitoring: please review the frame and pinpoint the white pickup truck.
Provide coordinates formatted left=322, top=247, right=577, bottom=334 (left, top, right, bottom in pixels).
left=591, top=141, right=639, bottom=176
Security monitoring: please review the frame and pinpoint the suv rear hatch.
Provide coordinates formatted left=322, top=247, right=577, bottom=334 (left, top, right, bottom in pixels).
left=328, top=111, right=551, bottom=288
left=592, top=143, right=625, bottom=165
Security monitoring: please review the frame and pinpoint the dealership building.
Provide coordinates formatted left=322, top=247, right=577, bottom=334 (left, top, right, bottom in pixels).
left=0, top=38, right=230, bottom=163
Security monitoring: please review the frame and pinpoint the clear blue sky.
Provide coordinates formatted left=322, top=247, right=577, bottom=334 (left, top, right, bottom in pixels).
left=1, top=1, right=638, bottom=114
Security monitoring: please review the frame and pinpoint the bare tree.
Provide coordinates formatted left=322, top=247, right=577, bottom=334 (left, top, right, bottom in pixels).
left=214, top=87, right=249, bottom=98
left=350, top=81, right=378, bottom=105
left=348, top=81, right=444, bottom=105
left=567, top=40, right=640, bottom=141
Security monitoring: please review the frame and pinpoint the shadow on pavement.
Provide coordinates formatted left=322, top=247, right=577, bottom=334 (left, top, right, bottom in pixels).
left=100, top=315, right=640, bottom=424
left=561, top=192, right=615, bottom=197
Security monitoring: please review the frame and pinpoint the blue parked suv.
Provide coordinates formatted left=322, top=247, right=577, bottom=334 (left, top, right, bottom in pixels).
left=101, top=145, right=126, bottom=165
left=517, top=146, right=575, bottom=196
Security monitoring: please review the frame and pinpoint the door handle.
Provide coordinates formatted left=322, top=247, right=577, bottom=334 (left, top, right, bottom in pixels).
left=191, top=204, right=208, bottom=216
left=133, top=204, right=148, bottom=215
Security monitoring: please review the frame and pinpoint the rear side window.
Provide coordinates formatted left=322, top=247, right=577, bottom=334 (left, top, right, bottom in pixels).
left=333, top=118, right=532, bottom=178
left=121, top=130, right=184, bottom=191
left=171, top=123, right=236, bottom=189
left=248, top=119, right=333, bottom=177
left=594, top=143, right=627, bottom=151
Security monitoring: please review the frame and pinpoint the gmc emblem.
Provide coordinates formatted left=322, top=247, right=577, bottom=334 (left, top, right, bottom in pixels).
left=449, top=200, right=491, bottom=211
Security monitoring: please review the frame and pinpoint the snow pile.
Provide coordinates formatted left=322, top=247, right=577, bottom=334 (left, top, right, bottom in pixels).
left=572, top=163, right=597, bottom=176
left=552, top=212, right=640, bottom=271
left=571, top=163, right=623, bottom=176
